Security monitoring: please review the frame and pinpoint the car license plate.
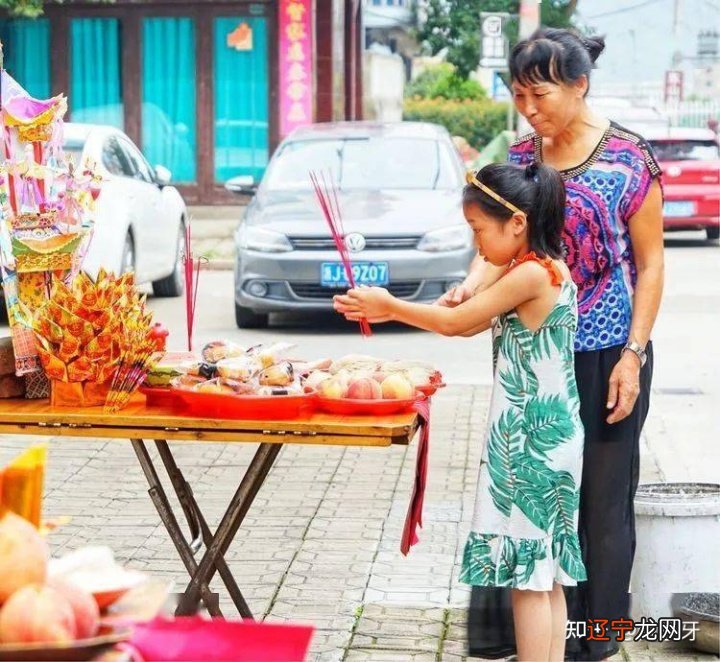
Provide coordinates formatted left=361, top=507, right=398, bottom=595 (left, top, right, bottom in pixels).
left=320, top=262, right=389, bottom=288
left=663, top=201, right=694, bottom=217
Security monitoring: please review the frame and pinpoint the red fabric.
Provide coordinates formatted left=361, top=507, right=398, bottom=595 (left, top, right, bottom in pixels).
left=123, top=617, right=314, bottom=661
left=401, top=396, right=431, bottom=555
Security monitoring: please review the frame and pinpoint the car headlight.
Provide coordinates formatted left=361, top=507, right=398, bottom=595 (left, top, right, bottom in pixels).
left=417, top=225, right=471, bottom=252
left=236, top=225, right=292, bottom=253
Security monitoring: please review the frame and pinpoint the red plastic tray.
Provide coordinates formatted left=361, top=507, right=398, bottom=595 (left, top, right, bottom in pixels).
left=174, top=389, right=317, bottom=420
left=316, top=396, right=417, bottom=416
left=140, top=386, right=180, bottom=409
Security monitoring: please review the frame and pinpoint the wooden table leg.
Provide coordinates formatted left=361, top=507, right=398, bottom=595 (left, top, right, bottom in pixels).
left=130, top=438, right=223, bottom=617
left=175, top=442, right=282, bottom=616
left=154, top=440, right=253, bottom=618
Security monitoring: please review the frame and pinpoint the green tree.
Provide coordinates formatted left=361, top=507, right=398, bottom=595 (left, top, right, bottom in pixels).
left=0, top=0, right=111, bottom=18
left=413, top=0, right=578, bottom=79
left=405, top=62, right=487, bottom=100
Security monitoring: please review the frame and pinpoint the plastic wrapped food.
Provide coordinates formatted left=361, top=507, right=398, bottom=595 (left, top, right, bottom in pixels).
left=247, top=342, right=296, bottom=368
left=256, top=384, right=304, bottom=397
left=258, top=361, right=294, bottom=387
left=216, top=356, right=262, bottom=381
left=185, top=361, right=218, bottom=380
left=170, top=374, right=207, bottom=391
left=329, top=354, right=380, bottom=374
left=145, top=351, right=198, bottom=387
left=194, top=378, right=256, bottom=395
left=201, top=340, right=246, bottom=364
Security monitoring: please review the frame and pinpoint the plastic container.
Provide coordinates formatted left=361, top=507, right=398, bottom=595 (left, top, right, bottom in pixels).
left=140, top=387, right=180, bottom=409
left=175, top=389, right=317, bottom=420
left=631, top=482, right=720, bottom=620
left=316, top=396, right=417, bottom=416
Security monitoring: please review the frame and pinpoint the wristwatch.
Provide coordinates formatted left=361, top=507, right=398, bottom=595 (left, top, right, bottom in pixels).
left=622, top=341, right=647, bottom=367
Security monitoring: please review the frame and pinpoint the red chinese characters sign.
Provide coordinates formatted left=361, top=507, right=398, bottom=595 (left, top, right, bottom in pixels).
left=279, top=0, right=314, bottom=137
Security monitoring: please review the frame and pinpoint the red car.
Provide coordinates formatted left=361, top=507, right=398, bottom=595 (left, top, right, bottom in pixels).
left=645, top=128, right=720, bottom=241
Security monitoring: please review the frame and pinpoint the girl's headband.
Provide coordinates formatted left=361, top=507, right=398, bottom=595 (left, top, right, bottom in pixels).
left=465, top=171, right=523, bottom=215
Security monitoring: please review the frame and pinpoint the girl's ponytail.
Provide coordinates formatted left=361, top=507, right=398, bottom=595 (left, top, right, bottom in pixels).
left=525, top=163, right=566, bottom=260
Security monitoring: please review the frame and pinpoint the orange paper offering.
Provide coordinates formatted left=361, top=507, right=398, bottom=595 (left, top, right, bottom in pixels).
left=0, top=445, right=47, bottom=527
left=33, top=270, right=157, bottom=411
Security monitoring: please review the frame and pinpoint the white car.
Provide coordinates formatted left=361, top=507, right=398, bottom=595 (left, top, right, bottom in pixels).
left=63, top=123, right=187, bottom=297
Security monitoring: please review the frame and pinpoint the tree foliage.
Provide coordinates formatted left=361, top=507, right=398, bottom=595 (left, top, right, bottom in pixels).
left=0, top=0, right=111, bottom=18
left=413, top=0, right=578, bottom=79
left=405, top=62, right=487, bottom=100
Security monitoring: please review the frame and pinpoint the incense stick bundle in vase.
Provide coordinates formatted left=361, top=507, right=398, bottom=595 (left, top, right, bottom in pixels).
left=309, top=170, right=371, bottom=337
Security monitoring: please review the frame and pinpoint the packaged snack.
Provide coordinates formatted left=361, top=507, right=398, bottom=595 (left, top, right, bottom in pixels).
left=201, top=340, right=246, bottom=364
left=194, top=378, right=256, bottom=395
left=170, top=374, right=207, bottom=391
left=256, top=384, right=303, bottom=397
left=258, top=361, right=294, bottom=387
left=248, top=342, right=296, bottom=368
left=185, top=361, right=218, bottom=380
left=145, top=352, right=198, bottom=388
left=216, top=356, right=262, bottom=381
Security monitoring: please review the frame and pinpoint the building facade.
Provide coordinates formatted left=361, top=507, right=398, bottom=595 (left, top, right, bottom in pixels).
left=0, top=0, right=363, bottom=203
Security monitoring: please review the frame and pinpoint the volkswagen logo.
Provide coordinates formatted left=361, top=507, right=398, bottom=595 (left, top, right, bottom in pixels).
left=345, top=232, right=366, bottom=253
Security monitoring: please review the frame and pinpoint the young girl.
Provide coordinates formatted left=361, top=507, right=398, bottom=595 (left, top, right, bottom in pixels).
left=333, top=162, right=586, bottom=662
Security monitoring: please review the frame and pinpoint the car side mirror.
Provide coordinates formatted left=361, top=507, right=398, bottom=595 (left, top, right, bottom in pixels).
left=225, top=175, right=257, bottom=195
left=154, top=165, right=172, bottom=187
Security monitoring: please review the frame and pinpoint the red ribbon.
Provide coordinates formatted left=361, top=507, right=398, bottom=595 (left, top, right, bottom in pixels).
left=401, top=396, right=431, bottom=555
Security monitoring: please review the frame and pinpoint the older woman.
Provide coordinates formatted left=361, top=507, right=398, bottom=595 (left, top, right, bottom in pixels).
left=442, top=28, right=665, bottom=660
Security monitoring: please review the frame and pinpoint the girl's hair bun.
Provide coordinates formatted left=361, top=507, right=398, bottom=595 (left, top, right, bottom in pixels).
left=581, top=34, right=606, bottom=63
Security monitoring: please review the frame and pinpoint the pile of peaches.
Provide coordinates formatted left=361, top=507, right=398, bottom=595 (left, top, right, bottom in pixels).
left=0, top=510, right=100, bottom=646
left=303, top=355, right=443, bottom=401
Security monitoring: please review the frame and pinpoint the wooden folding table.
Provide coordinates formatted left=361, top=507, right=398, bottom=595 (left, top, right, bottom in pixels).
left=0, top=399, right=420, bottom=618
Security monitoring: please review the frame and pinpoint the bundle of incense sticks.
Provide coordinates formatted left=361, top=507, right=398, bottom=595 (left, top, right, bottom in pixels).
left=309, top=170, right=371, bottom=337
left=183, top=221, right=202, bottom=351
left=105, top=322, right=155, bottom=412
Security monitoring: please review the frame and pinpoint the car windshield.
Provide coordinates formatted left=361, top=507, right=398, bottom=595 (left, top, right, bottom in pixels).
left=63, top=138, right=86, bottom=165
left=648, top=139, right=720, bottom=161
left=264, top=137, right=460, bottom=190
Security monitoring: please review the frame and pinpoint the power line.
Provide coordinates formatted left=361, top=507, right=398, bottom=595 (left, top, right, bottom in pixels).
left=584, top=0, right=665, bottom=19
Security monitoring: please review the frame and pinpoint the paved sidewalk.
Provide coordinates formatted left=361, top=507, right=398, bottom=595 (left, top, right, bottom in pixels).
left=1, top=385, right=715, bottom=661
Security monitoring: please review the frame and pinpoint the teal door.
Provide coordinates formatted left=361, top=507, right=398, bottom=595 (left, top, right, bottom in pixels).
left=142, top=17, right=197, bottom=183
left=213, top=16, right=269, bottom=183
left=0, top=19, right=51, bottom=99
left=70, top=18, right=123, bottom=128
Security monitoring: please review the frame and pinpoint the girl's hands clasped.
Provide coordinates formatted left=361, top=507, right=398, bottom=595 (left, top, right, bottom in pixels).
left=333, top=287, right=394, bottom=322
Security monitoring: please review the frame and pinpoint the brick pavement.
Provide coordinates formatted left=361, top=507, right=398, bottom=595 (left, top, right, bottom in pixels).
left=0, top=385, right=715, bottom=661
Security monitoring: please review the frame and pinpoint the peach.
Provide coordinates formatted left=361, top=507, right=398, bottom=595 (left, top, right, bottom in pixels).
left=0, top=584, right=76, bottom=644
left=381, top=374, right=415, bottom=400
left=318, top=377, right=347, bottom=399
left=347, top=377, right=382, bottom=400
left=47, top=577, right=99, bottom=639
left=0, top=510, right=48, bottom=603
left=304, top=371, right=332, bottom=391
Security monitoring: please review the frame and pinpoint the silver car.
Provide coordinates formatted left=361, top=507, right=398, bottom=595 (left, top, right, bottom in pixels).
left=227, top=122, right=475, bottom=328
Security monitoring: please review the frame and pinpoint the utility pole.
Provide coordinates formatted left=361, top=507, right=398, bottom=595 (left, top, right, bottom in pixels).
left=519, top=0, right=541, bottom=39
left=673, top=0, right=681, bottom=37
left=517, top=0, right=541, bottom=134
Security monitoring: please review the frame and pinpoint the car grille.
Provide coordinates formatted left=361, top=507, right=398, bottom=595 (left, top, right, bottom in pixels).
left=288, top=236, right=421, bottom=250
left=289, top=281, right=422, bottom=300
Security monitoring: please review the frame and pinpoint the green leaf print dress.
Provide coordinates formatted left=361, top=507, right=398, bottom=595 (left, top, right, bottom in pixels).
left=460, top=255, right=587, bottom=591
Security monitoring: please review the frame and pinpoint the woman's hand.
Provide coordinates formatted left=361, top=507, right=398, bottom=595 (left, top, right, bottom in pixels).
left=333, top=287, right=395, bottom=321
left=606, top=351, right=641, bottom=424
left=435, top=283, right=474, bottom=308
